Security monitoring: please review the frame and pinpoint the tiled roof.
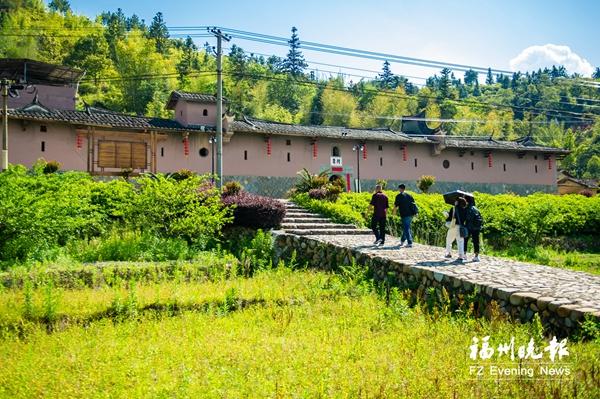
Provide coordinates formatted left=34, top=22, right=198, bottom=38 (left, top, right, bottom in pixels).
left=9, top=106, right=208, bottom=133
left=443, top=137, right=570, bottom=154
left=230, top=117, right=568, bottom=154
left=230, top=117, right=428, bottom=143
left=166, top=91, right=229, bottom=109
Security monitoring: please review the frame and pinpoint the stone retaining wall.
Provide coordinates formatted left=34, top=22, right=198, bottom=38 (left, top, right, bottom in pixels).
left=273, top=233, right=599, bottom=337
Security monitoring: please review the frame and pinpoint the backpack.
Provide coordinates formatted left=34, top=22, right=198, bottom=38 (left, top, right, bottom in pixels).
left=467, top=206, right=483, bottom=231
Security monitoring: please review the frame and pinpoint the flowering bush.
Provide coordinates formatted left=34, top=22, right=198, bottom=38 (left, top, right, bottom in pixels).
left=222, top=192, right=286, bottom=229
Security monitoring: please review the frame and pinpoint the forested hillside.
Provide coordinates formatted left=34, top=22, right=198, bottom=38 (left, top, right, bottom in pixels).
left=1, top=0, right=599, bottom=178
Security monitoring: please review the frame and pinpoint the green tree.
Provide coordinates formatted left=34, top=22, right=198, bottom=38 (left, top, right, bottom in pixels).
left=377, top=60, right=398, bottom=89
left=308, top=84, right=325, bottom=125
left=280, top=27, right=307, bottom=77
left=593, top=67, right=600, bottom=79
left=148, top=11, right=169, bottom=55
left=485, top=67, right=494, bottom=85
left=48, top=0, right=70, bottom=14
left=464, top=69, right=477, bottom=86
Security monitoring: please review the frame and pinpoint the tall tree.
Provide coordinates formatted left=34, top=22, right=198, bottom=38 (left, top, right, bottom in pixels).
left=438, top=68, right=452, bottom=98
left=148, top=11, right=169, bottom=55
left=463, top=69, right=478, bottom=86
left=280, top=26, right=307, bottom=77
left=485, top=67, right=494, bottom=85
left=308, top=84, right=324, bottom=125
left=376, top=60, right=399, bottom=89
left=176, top=36, right=198, bottom=85
left=48, top=0, right=70, bottom=14
left=101, top=8, right=126, bottom=60
left=126, top=14, right=146, bottom=31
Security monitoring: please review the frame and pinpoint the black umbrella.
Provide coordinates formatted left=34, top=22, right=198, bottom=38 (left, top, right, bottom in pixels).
left=443, top=190, right=475, bottom=205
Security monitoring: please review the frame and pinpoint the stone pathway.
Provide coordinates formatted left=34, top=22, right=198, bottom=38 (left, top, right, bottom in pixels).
left=278, top=201, right=600, bottom=328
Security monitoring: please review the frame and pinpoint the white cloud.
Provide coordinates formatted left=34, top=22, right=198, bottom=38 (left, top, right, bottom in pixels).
left=509, top=44, right=594, bottom=76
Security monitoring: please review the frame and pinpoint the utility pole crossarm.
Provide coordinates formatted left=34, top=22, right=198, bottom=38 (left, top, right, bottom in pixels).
left=207, top=27, right=231, bottom=189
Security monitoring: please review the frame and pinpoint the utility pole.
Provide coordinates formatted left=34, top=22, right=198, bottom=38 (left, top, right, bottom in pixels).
left=208, top=28, right=231, bottom=189
left=353, top=143, right=364, bottom=193
left=1, top=79, right=9, bottom=172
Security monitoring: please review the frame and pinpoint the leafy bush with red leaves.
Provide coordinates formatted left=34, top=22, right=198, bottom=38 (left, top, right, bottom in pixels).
left=308, top=188, right=327, bottom=200
left=222, top=192, right=286, bottom=229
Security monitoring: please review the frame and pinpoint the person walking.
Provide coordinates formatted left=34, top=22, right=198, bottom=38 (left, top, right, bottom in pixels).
left=392, top=184, right=417, bottom=248
left=368, top=184, right=388, bottom=246
left=464, top=200, right=484, bottom=262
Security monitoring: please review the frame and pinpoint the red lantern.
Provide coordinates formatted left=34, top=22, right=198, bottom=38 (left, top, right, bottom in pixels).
left=266, top=137, right=272, bottom=156
left=76, top=133, right=83, bottom=150
left=183, top=136, right=189, bottom=156
left=488, top=153, right=493, bottom=168
left=401, top=144, right=407, bottom=161
left=362, top=144, right=367, bottom=160
left=312, top=141, right=318, bottom=158
left=548, top=156, right=553, bottom=170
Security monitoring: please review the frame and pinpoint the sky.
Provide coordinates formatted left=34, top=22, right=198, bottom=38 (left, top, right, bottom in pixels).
left=68, top=0, right=600, bottom=83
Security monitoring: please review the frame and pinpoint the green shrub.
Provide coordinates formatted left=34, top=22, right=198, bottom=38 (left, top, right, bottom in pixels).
left=417, top=175, right=435, bottom=193
left=223, top=180, right=243, bottom=196
left=130, top=174, right=232, bottom=247
left=169, top=168, right=195, bottom=181
left=293, top=193, right=365, bottom=226
left=42, top=160, right=61, bottom=174
left=67, top=230, right=193, bottom=262
left=0, top=166, right=104, bottom=261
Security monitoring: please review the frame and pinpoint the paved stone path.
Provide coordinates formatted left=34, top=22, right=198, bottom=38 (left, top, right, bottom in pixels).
left=279, top=200, right=600, bottom=317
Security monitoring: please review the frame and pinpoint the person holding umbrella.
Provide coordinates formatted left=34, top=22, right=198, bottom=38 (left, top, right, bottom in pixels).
left=442, top=190, right=473, bottom=261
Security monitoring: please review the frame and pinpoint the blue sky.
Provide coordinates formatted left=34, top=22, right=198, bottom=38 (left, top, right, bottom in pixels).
left=68, top=0, right=600, bottom=82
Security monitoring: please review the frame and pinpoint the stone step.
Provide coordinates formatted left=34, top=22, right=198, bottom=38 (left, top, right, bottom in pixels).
left=282, top=223, right=357, bottom=230
left=283, top=212, right=322, bottom=218
left=284, top=205, right=304, bottom=210
left=286, top=229, right=372, bottom=236
left=282, top=217, right=331, bottom=223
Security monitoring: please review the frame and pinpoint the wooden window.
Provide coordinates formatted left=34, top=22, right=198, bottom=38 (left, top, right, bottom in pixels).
left=40, top=125, right=47, bottom=132
left=203, top=109, right=208, bottom=116
left=98, top=141, right=146, bottom=169
left=286, top=139, right=291, bottom=146
left=244, top=150, right=248, bottom=160
left=443, top=160, right=450, bottom=169
left=378, top=145, right=383, bottom=151
left=332, top=146, right=340, bottom=157
left=41, top=141, right=45, bottom=152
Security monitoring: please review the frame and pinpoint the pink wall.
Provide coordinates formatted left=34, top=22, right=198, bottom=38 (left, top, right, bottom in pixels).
left=173, top=102, right=217, bottom=127
left=8, top=120, right=86, bottom=170
left=214, top=133, right=556, bottom=186
left=8, top=85, right=77, bottom=110
left=4, top=120, right=557, bottom=187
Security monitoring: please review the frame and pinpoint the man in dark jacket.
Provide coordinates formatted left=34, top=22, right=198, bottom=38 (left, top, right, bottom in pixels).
left=392, top=184, right=417, bottom=247
left=368, top=184, right=388, bottom=246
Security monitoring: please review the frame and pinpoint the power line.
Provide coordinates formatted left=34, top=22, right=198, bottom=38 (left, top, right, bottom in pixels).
left=173, top=26, right=513, bottom=75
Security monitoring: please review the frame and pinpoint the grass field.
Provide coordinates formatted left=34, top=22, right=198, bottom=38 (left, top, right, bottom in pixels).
left=0, top=264, right=598, bottom=398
